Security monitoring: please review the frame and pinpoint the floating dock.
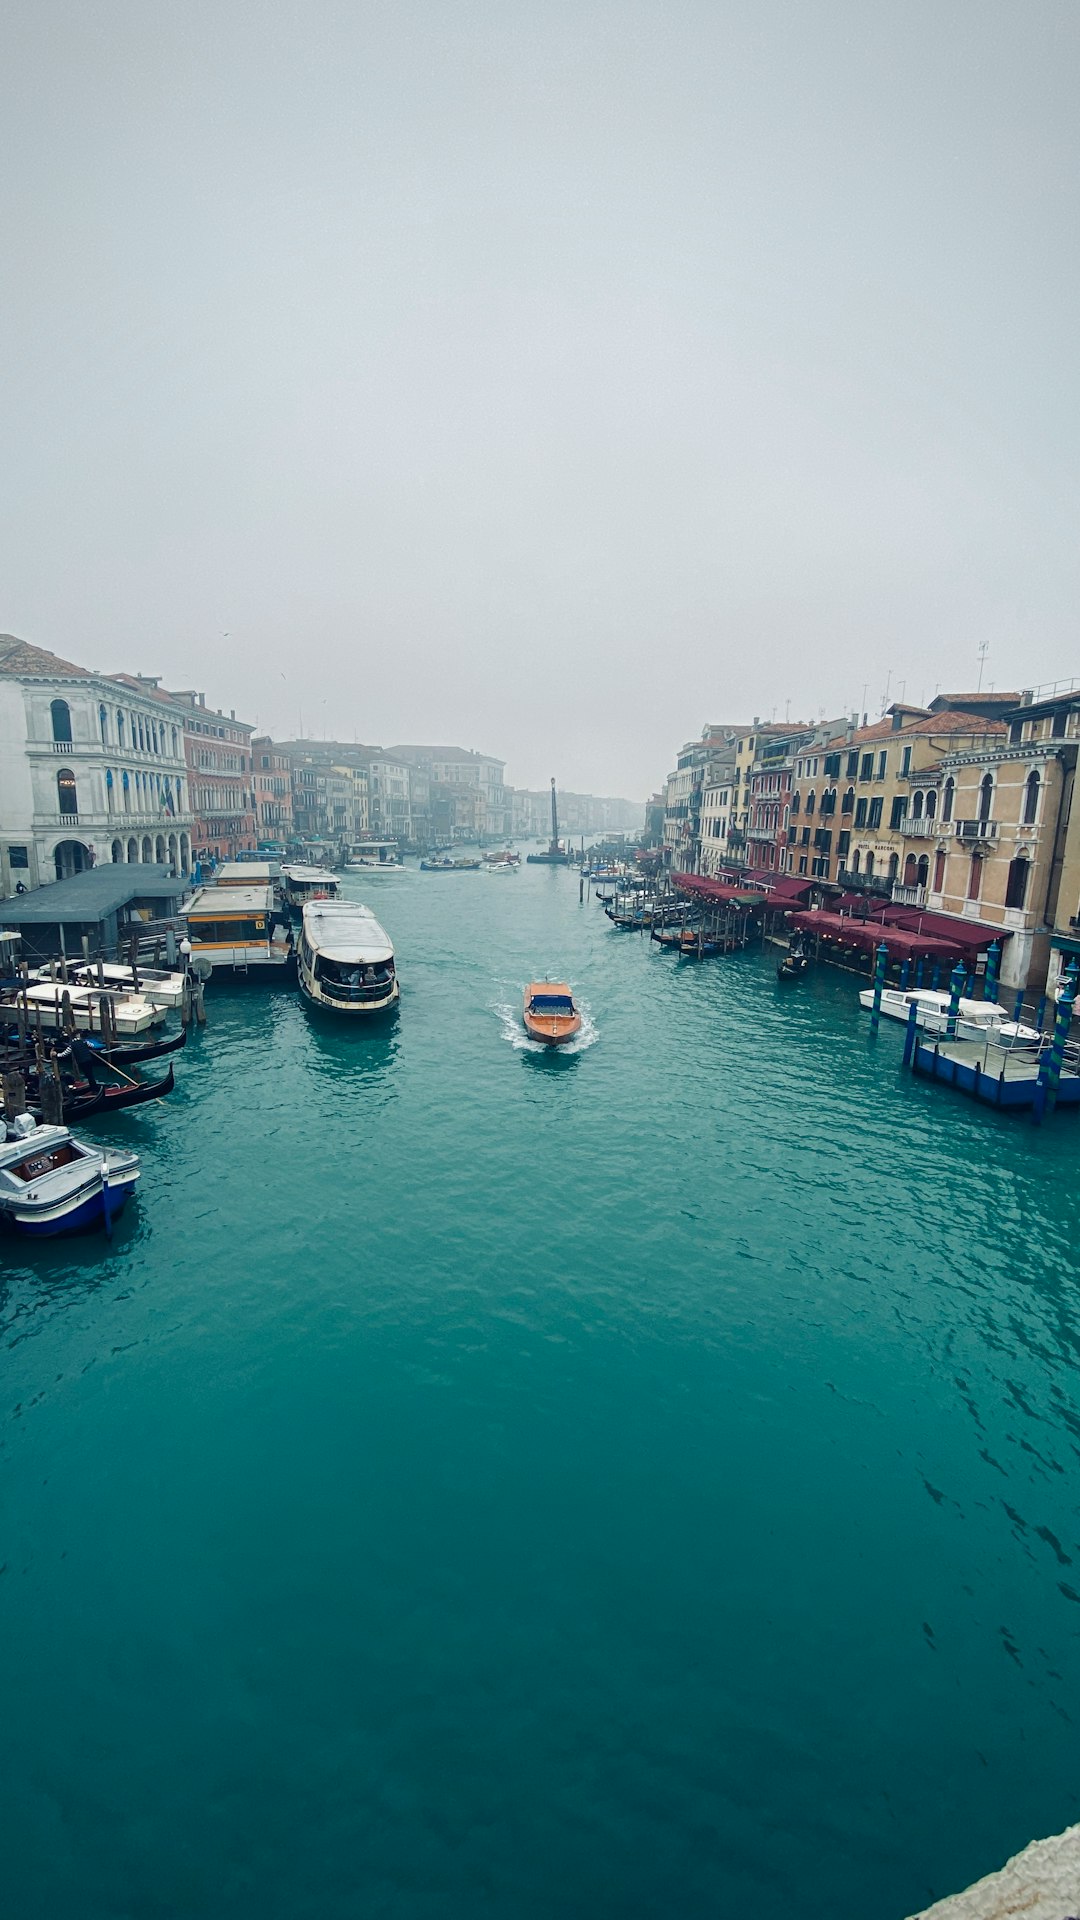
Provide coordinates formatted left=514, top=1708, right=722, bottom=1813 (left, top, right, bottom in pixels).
left=911, top=1035, right=1080, bottom=1111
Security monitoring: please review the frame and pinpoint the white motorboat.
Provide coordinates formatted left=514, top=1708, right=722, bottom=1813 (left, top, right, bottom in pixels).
left=0, top=981, right=167, bottom=1034
left=0, top=1115, right=140, bottom=1237
left=29, top=962, right=188, bottom=1009
left=343, top=841, right=404, bottom=871
left=858, top=986, right=1041, bottom=1049
left=297, top=901, right=399, bottom=1014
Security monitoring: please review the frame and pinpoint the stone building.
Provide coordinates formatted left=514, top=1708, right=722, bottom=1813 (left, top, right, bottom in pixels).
left=0, top=635, right=195, bottom=898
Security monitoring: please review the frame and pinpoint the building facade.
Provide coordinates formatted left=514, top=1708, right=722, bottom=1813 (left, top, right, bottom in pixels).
left=0, top=636, right=195, bottom=898
left=251, top=737, right=296, bottom=843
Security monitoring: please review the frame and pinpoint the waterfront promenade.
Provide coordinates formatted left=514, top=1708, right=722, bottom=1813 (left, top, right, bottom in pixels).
left=2, top=861, right=1078, bottom=1918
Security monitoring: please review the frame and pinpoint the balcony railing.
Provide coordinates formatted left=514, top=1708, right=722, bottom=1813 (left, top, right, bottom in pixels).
left=955, top=819, right=999, bottom=842
left=891, top=883, right=927, bottom=906
left=745, top=825, right=776, bottom=841
left=901, top=816, right=943, bottom=838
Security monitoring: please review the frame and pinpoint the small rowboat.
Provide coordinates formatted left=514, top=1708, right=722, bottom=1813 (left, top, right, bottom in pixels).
left=523, top=982, right=582, bottom=1047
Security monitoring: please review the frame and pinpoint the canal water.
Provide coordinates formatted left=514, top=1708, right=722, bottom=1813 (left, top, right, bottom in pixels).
left=3, top=863, right=1079, bottom=1920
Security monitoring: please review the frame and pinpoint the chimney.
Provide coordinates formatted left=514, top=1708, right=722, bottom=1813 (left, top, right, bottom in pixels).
left=1020, top=689, right=1033, bottom=707
left=230, top=709, right=235, bottom=720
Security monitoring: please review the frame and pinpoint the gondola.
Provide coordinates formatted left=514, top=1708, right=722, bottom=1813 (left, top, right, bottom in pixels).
left=26, top=1063, right=176, bottom=1123
left=69, top=1026, right=188, bottom=1070
left=777, top=947, right=809, bottom=982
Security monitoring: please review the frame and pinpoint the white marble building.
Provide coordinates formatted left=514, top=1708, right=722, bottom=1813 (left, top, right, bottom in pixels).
left=0, top=635, right=194, bottom=899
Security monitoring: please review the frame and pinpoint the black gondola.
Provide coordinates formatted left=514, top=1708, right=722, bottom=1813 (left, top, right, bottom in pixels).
left=777, top=945, right=809, bottom=982
left=25, top=1062, right=176, bottom=1123
left=70, top=1026, right=188, bottom=1070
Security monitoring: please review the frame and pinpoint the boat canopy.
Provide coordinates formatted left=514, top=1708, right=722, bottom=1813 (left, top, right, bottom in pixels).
left=302, top=901, right=393, bottom=963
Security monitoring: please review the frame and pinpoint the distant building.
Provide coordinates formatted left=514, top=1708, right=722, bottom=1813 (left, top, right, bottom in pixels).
left=114, top=677, right=256, bottom=867
left=251, top=737, right=295, bottom=843
left=0, top=635, right=195, bottom=897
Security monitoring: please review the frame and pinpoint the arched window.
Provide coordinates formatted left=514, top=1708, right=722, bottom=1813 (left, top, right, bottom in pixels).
left=111, top=839, right=123, bottom=863
left=171, top=726, right=179, bottom=756
left=865, top=852, right=875, bottom=878
left=792, top=790, right=800, bottom=816
left=888, top=852, right=900, bottom=880
left=850, top=850, right=861, bottom=874
left=1005, top=856, right=1030, bottom=911
left=105, top=767, right=114, bottom=811
left=138, top=716, right=146, bottom=751
left=911, top=789, right=924, bottom=819
left=806, top=789, right=816, bottom=816
left=933, top=850, right=946, bottom=893
left=841, top=786, right=854, bottom=815
left=822, top=787, right=836, bottom=816
left=978, top=773, right=993, bottom=823
left=117, top=710, right=125, bottom=746
left=904, top=853, right=917, bottom=886
left=916, top=854, right=929, bottom=888
left=57, top=767, right=78, bottom=815
left=122, top=769, right=130, bottom=811
left=141, top=835, right=152, bottom=862
left=50, top=698, right=72, bottom=743
left=99, top=703, right=109, bottom=743
left=942, top=777, right=955, bottom=823
left=968, top=854, right=982, bottom=901
left=926, top=789, right=937, bottom=819
left=127, top=836, right=138, bottom=863
left=1023, top=770, right=1040, bottom=825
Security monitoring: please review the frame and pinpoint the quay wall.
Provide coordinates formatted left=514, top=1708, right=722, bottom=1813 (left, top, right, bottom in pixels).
left=908, top=1822, right=1080, bottom=1920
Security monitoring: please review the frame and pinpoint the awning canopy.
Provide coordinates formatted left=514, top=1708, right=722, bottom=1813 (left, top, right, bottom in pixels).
left=673, top=873, right=764, bottom=905
left=788, top=909, right=995, bottom=963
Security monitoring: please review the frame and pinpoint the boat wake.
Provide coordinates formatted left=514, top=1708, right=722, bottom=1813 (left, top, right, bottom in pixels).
left=493, top=998, right=598, bottom=1054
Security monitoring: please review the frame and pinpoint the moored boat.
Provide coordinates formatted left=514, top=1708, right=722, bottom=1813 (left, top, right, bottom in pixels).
left=420, top=856, right=482, bottom=871
left=29, top=961, right=188, bottom=1009
left=344, top=842, right=404, bottom=871
left=522, top=982, right=582, bottom=1047
left=0, top=1115, right=140, bottom=1236
left=0, top=981, right=167, bottom=1035
left=179, top=884, right=292, bottom=973
left=857, top=985, right=1041, bottom=1049
left=297, top=901, right=399, bottom=1014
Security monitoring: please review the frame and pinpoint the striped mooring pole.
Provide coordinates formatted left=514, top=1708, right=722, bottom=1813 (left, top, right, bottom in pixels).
left=983, top=940, right=1001, bottom=1004
left=1033, top=984, right=1076, bottom=1124
left=945, top=961, right=965, bottom=1039
left=902, top=994, right=920, bottom=1067
left=869, top=941, right=889, bottom=1036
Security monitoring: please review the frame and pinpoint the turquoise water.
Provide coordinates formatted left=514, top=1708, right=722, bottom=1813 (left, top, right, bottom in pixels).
left=3, top=863, right=1079, bottom=1919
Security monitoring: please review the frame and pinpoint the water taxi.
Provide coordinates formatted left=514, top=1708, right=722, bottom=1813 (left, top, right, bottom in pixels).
left=0, top=1114, right=140, bottom=1237
left=857, top=985, right=1041, bottom=1049
left=297, top=901, right=399, bottom=1014
left=420, top=855, right=482, bottom=872
left=523, top=982, right=582, bottom=1046
left=344, top=842, right=404, bottom=871
left=280, top=864, right=341, bottom=916
left=179, top=885, right=292, bottom=973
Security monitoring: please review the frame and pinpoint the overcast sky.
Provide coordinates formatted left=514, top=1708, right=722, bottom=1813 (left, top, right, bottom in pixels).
left=1, top=3, right=1077, bottom=797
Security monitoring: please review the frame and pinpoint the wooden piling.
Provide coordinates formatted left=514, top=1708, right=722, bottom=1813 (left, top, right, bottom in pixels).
left=2, top=1070, right=26, bottom=1121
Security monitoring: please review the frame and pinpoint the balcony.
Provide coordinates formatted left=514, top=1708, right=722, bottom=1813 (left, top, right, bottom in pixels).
left=891, top=884, right=927, bottom=907
left=745, top=825, right=776, bottom=842
left=902, top=816, right=943, bottom=838
left=955, top=819, right=999, bottom=843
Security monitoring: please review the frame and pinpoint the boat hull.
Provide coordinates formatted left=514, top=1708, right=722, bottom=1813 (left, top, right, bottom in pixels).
left=8, top=1179, right=135, bottom=1236
left=522, top=1013, right=582, bottom=1045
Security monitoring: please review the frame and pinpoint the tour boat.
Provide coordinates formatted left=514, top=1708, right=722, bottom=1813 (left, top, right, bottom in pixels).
left=522, top=982, right=582, bottom=1047
left=857, top=986, right=1041, bottom=1049
left=280, top=864, right=341, bottom=916
left=297, top=901, right=399, bottom=1014
left=0, top=1115, right=140, bottom=1237
left=29, top=962, right=188, bottom=1009
left=0, top=982, right=167, bottom=1034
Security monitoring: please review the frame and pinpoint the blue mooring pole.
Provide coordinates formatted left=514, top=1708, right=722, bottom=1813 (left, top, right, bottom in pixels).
left=1033, top=984, right=1076, bottom=1125
left=899, top=957, right=910, bottom=989
left=1012, top=986, right=1025, bottom=1022
left=945, top=961, right=965, bottom=1039
left=869, top=941, right=889, bottom=1037
left=983, top=940, right=1001, bottom=1005
left=902, top=995, right=919, bottom=1067
left=915, top=958, right=924, bottom=987
left=931, top=962, right=941, bottom=990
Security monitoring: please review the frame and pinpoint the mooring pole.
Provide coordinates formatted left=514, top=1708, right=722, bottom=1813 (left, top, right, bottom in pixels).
left=1033, top=984, right=1076, bottom=1125
left=869, top=941, right=889, bottom=1036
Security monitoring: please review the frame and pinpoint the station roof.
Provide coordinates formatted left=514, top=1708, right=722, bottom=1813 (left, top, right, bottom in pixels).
left=182, top=885, right=272, bottom=915
left=0, top=866, right=182, bottom=924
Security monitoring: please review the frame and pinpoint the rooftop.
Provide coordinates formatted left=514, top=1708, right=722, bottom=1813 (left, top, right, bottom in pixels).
left=0, top=634, right=93, bottom=681
left=0, top=866, right=183, bottom=924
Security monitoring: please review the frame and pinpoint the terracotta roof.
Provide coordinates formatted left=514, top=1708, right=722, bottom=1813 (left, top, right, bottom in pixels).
left=847, top=716, right=904, bottom=747
left=904, top=710, right=1007, bottom=737
left=0, top=634, right=93, bottom=679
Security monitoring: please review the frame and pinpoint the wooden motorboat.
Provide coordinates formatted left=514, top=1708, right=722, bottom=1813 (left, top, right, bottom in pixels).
left=0, top=1116, right=140, bottom=1237
left=523, top=982, right=582, bottom=1047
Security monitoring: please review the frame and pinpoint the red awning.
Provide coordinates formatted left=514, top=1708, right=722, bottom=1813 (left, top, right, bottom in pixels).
left=788, top=910, right=966, bottom=961
left=673, top=873, right=760, bottom=904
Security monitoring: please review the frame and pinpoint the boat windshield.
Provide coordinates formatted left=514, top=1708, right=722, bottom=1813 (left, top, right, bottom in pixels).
left=315, top=957, right=394, bottom=987
left=529, top=994, right=574, bottom=1013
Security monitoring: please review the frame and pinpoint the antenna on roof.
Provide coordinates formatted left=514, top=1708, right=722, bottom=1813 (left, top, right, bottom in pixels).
left=976, top=638, right=989, bottom=693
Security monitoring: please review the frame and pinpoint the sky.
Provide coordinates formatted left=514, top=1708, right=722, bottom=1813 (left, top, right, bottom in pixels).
left=1, top=3, right=1077, bottom=799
